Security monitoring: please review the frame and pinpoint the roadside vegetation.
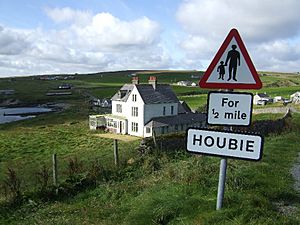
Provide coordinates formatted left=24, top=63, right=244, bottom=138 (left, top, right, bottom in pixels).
left=0, top=70, right=300, bottom=224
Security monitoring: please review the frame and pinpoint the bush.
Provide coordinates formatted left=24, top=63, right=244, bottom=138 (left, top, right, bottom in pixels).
left=2, top=167, right=22, bottom=200
left=35, top=164, right=50, bottom=191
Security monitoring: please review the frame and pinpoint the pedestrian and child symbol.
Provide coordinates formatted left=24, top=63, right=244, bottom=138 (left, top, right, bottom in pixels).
left=217, top=44, right=240, bottom=81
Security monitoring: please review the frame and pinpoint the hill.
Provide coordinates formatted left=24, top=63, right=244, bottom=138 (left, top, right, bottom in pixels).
left=0, top=70, right=300, bottom=224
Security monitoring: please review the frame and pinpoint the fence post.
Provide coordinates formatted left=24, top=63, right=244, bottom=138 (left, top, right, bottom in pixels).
left=52, top=154, right=58, bottom=193
left=152, top=130, right=157, bottom=148
left=114, top=139, right=119, bottom=167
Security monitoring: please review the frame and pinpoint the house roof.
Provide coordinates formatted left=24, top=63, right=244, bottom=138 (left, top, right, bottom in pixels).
left=111, top=84, right=180, bottom=104
left=291, top=92, right=300, bottom=97
left=256, top=93, right=269, bottom=98
left=136, top=84, right=179, bottom=104
left=179, top=101, right=192, bottom=113
left=111, top=84, right=134, bottom=102
left=145, top=113, right=206, bottom=128
left=104, top=114, right=127, bottom=120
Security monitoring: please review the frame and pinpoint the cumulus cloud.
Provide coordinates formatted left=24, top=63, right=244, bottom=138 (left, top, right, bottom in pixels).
left=0, top=9, right=170, bottom=76
left=0, top=26, right=31, bottom=55
left=71, top=12, right=161, bottom=50
left=176, top=0, right=300, bottom=72
left=252, top=40, right=300, bottom=72
left=177, top=0, right=300, bottom=42
left=44, top=7, right=92, bottom=25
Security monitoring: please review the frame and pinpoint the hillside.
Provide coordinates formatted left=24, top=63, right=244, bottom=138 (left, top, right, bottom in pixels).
left=0, top=70, right=300, bottom=224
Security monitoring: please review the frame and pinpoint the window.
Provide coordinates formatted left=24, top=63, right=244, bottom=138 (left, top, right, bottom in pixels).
left=146, top=127, right=151, bottom=133
left=131, top=107, right=138, bottom=117
left=132, top=94, right=137, bottom=102
left=107, top=119, right=117, bottom=128
left=171, top=106, right=174, bottom=115
left=163, top=106, right=166, bottom=115
left=132, top=122, right=138, bottom=132
left=116, top=104, right=122, bottom=113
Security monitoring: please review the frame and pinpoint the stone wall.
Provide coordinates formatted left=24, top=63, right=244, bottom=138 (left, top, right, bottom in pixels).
left=137, top=110, right=292, bottom=154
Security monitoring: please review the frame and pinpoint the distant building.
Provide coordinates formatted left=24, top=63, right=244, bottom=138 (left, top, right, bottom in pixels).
left=290, top=92, right=300, bottom=104
left=253, top=93, right=273, bottom=105
left=89, top=76, right=206, bottom=137
left=0, top=89, right=15, bottom=95
left=273, top=96, right=284, bottom=103
left=91, top=98, right=112, bottom=108
left=177, top=80, right=192, bottom=86
left=58, top=83, right=72, bottom=89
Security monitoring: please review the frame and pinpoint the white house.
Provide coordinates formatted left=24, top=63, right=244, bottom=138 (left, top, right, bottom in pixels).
left=177, top=80, right=192, bottom=86
left=253, top=93, right=273, bottom=105
left=273, top=96, right=284, bottom=103
left=91, top=98, right=112, bottom=107
left=291, top=92, right=300, bottom=104
left=89, top=76, right=206, bottom=137
left=0, top=89, right=15, bottom=95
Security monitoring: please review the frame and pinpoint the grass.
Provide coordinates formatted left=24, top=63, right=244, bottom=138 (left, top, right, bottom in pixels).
left=1, top=70, right=300, bottom=224
left=0, top=101, right=139, bottom=190
left=1, top=113, right=300, bottom=224
left=178, top=94, right=208, bottom=110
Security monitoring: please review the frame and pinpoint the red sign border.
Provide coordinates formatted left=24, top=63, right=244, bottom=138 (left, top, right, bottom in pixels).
left=199, top=28, right=262, bottom=89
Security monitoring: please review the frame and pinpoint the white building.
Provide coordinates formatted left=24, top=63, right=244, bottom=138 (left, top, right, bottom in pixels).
left=89, top=76, right=206, bottom=137
left=253, top=93, right=273, bottom=105
left=273, top=96, right=284, bottom=103
left=291, top=92, right=300, bottom=104
left=0, top=89, right=15, bottom=95
left=177, top=80, right=192, bottom=86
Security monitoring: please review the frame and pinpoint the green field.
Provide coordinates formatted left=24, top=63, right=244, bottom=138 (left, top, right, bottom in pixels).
left=1, top=70, right=300, bottom=224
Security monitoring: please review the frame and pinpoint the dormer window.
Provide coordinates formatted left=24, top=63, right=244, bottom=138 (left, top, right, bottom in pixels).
left=118, top=90, right=127, bottom=99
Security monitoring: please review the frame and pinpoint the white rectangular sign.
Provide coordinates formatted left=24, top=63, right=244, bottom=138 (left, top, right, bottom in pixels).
left=186, top=128, right=263, bottom=161
left=207, top=92, right=253, bottom=126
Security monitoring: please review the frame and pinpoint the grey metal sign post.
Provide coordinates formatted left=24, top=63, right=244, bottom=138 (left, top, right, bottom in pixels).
left=216, top=158, right=227, bottom=210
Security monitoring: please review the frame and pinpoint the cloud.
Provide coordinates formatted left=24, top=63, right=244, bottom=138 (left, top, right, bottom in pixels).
left=0, top=26, right=31, bottom=55
left=44, top=7, right=92, bottom=25
left=177, top=0, right=300, bottom=42
left=0, top=9, right=170, bottom=77
left=72, top=12, right=161, bottom=50
left=253, top=40, right=300, bottom=72
left=176, top=0, right=300, bottom=72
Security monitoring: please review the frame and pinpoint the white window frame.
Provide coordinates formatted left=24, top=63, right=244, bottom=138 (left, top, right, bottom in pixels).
left=132, top=94, right=137, bottom=102
left=131, top=107, right=138, bottom=117
left=116, top=104, right=122, bottom=113
left=131, top=122, right=138, bottom=132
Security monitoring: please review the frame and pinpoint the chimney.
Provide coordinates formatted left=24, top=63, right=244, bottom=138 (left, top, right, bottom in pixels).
left=132, top=76, right=139, bottom=85
left=148, top=76, right=157, bottom=89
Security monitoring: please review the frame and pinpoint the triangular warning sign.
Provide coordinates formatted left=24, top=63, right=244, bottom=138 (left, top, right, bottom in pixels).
left=199, top=28, right=262, bottom=89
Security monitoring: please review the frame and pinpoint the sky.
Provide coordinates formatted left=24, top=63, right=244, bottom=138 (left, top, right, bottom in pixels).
left=0, top=0, right=300, bottom=77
